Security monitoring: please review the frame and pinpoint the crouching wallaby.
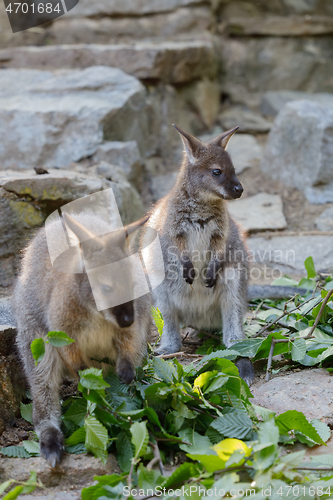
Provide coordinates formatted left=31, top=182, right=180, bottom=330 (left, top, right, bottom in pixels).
left=13, top=212, right=151, bottom=467
left=142, top=125, right=256, bottom=385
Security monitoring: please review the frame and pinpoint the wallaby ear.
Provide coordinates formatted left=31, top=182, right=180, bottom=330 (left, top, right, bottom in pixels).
left=173, top=124, right=203, bottom=163
left=208, top=126, right=239, bottom=150
left=124, top=215, right=149, bottom=239
left=62, top=212, right=98, bottom=245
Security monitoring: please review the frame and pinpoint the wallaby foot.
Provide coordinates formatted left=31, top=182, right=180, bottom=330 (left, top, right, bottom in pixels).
left=117, top=359, right=136, bottom=384
left=235, top=358, right=254, bottom=387
left=155, top=336, right=182, bottom=355
left=39, top=425, right=64, bottom=468
left=204, top=261, right=220, bottom=288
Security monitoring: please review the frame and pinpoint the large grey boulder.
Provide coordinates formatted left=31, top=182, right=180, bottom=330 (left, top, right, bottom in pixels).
left=219, top=107, right=272, bottom=134
left=93, top=141, right=142, bottom=183
left=0, top=67, right=148, bottom=170
left=0, top=169, right=144, bottom=294
left=0, top=41, right=217, bottom=84
left=261, top=90, right=333, bottom=116
left=261, top=100, right=333, bottom=204
left=315, top=207, right=333, bottom=231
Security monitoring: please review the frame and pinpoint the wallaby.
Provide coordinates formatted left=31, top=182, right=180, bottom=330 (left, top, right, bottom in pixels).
left=142, top=125, right=305, bottom=387
left=13, top=212, right=151, bottom=467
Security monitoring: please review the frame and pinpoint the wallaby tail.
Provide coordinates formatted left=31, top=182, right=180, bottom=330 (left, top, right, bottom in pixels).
left=0, top=298, right=16, bottom=326
left=247, top=285, right=308, bottom=301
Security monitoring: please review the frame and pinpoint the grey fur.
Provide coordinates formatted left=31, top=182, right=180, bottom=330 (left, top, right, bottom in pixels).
left=13, top=213, right=151, bottom=467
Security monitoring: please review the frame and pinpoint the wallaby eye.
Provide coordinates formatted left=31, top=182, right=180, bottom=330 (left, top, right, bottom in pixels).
left=212, top=169, right=222, bottom=176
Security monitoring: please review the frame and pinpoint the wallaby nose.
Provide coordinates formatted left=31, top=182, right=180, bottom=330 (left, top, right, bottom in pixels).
left=119, top=314, right=134, bottom=328
left=233, top=184, right=243, bottom=198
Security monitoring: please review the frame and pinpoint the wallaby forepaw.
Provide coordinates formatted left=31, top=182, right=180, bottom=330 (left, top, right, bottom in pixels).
left=235, top=358, right=254, bottom=387
left=204, top=276, right=217, bottom=288
left=181, top=259, right=196, bottom=285
left=118, top=365, right=136, bottom=385
left=40, top=426, right=64, bottom=468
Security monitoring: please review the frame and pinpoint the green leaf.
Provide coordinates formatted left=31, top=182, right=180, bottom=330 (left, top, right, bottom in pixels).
left=151, top=306, right=164, bottom=337
left=305, top=256, right=316, bottom=279
left=231, top=339, right=265, bottom=358
left=79, top=368, right=110, bottom=390
left=152, top=357, right=177, bottom=383
left=22, top=441, right=40, bottom=455
left=198, top=349, right=239, bottom=364
left=3, top=486, right=24, bottom=500
left=178, top=429, right=212, bottom=454
left=65, top=427, right=86, bottom=446
left=63, top=399, right=87, bottom=427
left=20, top=402, right=33, bottom=424
left=0, top=446, right=31, bottom=458
left=162, top=462, right=200, bottom=489
left=84, top=416, right=108, bottom=451
left=276, top=410, right=324, bottom=445
left=291, top=338, right=306, bottom=362
left=130, top=421, right=149, bottom=459
left=46, top=330, right=75, bottom=347
left=211, top=411, right=254, bottom=440
left=0, top=481, right=13, bottom=496
left=271, top=277, right=299, bottom=287
left=30, top=338, right=45, bottom=364
left=116, top=431, right=133, bottom=472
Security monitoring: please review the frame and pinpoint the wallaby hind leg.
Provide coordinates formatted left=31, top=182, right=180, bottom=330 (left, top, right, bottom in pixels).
left=155, top=313, right=182, bottom=355
left=19, top=334, right=64, bottom=467
left=221, top=266, right=254, bottom=387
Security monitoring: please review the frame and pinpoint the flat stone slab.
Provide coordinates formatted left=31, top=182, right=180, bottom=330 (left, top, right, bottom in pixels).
left=228, top=193, right=287, bottom=232
left=0, top=67, right=147, bottom=170
left=66, top=0, right=203, bottom=16
left=219, top=107, right=272, bottom=134
left=199, top=130, right=262, bottom=174
left=227, top=15, right=333, bottom=37
left=252, top=369, right=333, bottom=422
left=248, top=234, right=333, bottom=276
left=0, top=453, right=120, bottom=490
left=261, top=90, right=333, bottom=117
left=315, top=206, right=333, bottom=232
left=0, top=41, right=217, bottom=84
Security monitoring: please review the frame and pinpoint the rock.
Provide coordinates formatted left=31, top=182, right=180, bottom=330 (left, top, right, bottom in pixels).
left=261, top=90, right=333, bottom=116
left=0, top=417, right=5, bottom=435
left=219, top=107, right=272, bottom=134
left=228, top=193, right=287, bottom=232
left=219, top=37, right=333, bottom=106
left=227, top=135, right=262, bottom=174
left=0, top=453, right=120, bottom=489
left=0, top=41, right=217, bottom=84
left=46, top=7, right=212, bottom=44
left=227, top=15, right=333, bottom=36
left=65, top=0, right=204, bottom=17
left=0, top=169, right=144, bottom=293
left=0, top=67, right=148, bottom=170
left=261, top=100, right=333, bottom=204
left=151, top=171, right=178, bottom=201
left=252, top=369, right=333, bottom=422
left=199, top=129, right=262, bottom=174
left=315, top=207, right=333, bottom=231
left=93, top=141, right=142, bottom=183
left=247, top=234, right=333, bottom=277
left=0, top=354, right=25, bottom=422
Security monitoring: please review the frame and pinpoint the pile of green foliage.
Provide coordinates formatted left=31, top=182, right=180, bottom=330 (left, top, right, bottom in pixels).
left=1, top=257, right=333, bottom=499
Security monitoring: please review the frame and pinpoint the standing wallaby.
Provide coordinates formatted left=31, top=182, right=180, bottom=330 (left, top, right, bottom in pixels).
left=142, top=125, right=254, bottom=385
left=13, top=212, right=151, bottom=467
